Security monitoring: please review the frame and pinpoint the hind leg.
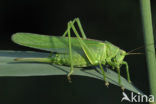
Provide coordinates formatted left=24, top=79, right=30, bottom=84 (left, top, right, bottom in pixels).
left=62, top=18, right=87, bottom=39
left=66, top=21, right=74, bottom=83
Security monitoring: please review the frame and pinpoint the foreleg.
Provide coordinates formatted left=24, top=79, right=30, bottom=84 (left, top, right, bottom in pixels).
left=122, top=61, right=131, bottom=83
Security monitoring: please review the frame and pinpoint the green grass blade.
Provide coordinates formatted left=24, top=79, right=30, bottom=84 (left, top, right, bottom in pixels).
left=140, top=0, right=156, bottom=102
left=0, top=50, right=143, bottom=94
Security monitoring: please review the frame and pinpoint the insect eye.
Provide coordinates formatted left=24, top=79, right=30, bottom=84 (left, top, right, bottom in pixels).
left=120, top=52, right=123, bottom=55
left=120, top=51, right=124, bottom=55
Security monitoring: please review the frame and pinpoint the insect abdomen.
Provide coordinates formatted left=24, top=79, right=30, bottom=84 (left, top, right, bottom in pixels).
left=51, top=54, right=91, bottom=67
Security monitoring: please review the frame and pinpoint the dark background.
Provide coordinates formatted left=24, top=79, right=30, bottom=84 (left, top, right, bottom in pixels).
left=0, top=0, right=155, bottom=104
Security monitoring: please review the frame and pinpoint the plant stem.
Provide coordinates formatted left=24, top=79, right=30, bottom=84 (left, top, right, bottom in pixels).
left=140, top=0, right=156, bottom=103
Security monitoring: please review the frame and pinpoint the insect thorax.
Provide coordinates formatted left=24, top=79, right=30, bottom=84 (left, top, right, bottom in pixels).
left=104, top=41, right=127, bottom=68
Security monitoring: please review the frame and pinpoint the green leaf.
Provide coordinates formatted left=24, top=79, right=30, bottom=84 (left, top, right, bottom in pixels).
left=0, top=50, right=143, bottom=94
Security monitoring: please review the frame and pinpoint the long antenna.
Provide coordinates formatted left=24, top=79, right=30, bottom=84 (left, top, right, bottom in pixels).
left=127, top=43, right=154, bottom=53
left=126, top=52, right=144, bottom=55
left=127, top=45, right=144, bottom=53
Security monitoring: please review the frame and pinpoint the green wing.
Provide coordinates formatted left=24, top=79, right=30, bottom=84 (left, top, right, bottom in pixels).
left=12, top=33, right=104, bottom=54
